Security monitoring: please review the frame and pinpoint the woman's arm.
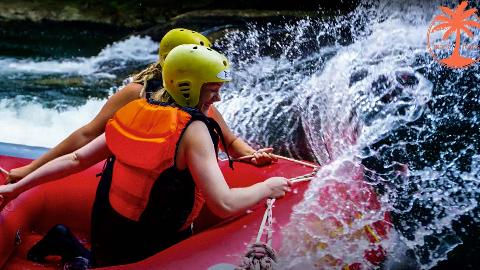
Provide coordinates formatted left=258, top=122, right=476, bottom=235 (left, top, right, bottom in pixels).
left=209, top=105, right=277, bottom=166
left=0, top=134, right=111, bottom=212
left=209, top=106, right=254, bottom=156
left=182, top=121, right=290, bottom=218
left=6, top=83, right=142, bottom=183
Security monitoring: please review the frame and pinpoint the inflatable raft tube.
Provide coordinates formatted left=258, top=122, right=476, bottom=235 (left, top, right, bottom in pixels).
left=0, top=142, right=391, bottom=269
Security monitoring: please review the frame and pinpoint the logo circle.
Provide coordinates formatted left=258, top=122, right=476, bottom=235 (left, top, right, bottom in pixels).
left=427, top=5, right=480, bottom=69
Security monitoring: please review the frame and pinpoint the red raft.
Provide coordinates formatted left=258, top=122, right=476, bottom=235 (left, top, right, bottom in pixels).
left=0, top=144, right=391, bottom=270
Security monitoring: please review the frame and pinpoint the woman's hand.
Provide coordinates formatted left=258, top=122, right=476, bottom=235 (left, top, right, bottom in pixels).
left=0, top=183, right=20, bottom=212
left=5, top=165, right=32, bottom=184
left=250, top=148, right=278, bottom=166
left=264, top=177, right=291, bottom=198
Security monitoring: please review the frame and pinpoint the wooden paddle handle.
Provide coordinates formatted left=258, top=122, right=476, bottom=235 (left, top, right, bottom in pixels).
left=290, top=176, right=314, bottom=184
left=273, top=155, right=318, bottom=168
left=234, top=154, right=318, bottom=169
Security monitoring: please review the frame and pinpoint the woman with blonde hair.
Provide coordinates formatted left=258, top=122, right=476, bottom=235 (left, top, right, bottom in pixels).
left=5, top=28, right=276, bottom=184
left=0, top=44, right=291, bottom=268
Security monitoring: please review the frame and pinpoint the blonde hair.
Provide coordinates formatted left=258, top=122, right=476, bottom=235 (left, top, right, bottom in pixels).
left=131, top=62, right=174, bottom=103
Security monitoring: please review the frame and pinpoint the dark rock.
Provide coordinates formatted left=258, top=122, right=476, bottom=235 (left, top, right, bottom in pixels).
left=138, top=9, right=325, bottom=41
left=0, top=1, right=358, bottom=29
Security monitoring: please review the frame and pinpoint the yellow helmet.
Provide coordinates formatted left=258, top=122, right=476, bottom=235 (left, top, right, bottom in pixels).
left=159, top=28, right=212, bottom=66
left=162, top=44, right=232, bottom=107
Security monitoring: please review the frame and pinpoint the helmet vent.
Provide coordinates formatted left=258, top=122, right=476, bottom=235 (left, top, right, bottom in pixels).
left=178, top=81, right=191, bottom=99
left=223, top=60, right=227, bottom=66
left=200, top=41, right=204, bottom=45
left=207, top=48, right=212, bottom=51
left=180, top=29, right=184, bottom=31
left=193, top=46, right=198, bottom=49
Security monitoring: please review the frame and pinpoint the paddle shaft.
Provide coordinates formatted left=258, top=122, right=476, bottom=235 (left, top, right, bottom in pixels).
left=235, top=154, right=318, bottom=168
left=0, top=167, right=7, bottom=177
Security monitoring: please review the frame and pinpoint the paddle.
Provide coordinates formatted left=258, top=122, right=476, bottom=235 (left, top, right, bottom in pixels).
left=234, top=154, right=318, bottom=169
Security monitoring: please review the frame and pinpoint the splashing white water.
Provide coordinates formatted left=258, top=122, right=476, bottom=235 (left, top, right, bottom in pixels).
left=0, top=0, right=478, bottom=268
left=0, top=98, right=106, bottom=147
left=276, top=1, right=478, bottom=269
left=0, top=35, right=156, bottom=147
left=0, top=35, right=157, bottom=78
left=215, top=1, right=479, bottom=269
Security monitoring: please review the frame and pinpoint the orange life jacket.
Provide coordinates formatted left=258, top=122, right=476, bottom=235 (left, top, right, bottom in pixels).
left=104, top=99, right=215, bottom=229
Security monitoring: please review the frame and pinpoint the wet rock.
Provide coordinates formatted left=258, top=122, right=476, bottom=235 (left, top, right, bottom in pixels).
left=0, top=1, right=162, bottom=28
left=0, top=1, right=358, bottom=29
left=395, top=70, right=419, bottom=86
left=137, top=9, right=323, bottom=41
left=34, top=76, right=84, bottom=87
left=349, top=69, right=369, bottom=87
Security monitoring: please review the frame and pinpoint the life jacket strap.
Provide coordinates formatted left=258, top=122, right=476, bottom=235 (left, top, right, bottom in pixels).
left=207, top=117, right=234, bottom=169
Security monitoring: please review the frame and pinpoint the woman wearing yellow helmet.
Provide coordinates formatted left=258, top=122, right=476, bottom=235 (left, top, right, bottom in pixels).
left=5, top=28, right=275, bottom=184
left=0, top=45, right=291, bottom=268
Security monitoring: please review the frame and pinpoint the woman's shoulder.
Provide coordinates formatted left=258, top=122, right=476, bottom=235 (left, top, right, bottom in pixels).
left=183, top=121, right=211, bottom=142
left=97, top=83, right=143, bottom=116
left=111, top=82, right=143, bottom=100
left=122, top=82, right=143, bottom=92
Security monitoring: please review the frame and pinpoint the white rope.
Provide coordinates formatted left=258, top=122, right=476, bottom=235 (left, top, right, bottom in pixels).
left=238, top=164, right=321, bottom=270
left=266, top=199, right=274, bottom=246
left=288, top=168, right=319, bottom=183
left=240, top=168, right=319, bottom=270
left=256, top=198, right=275, bottom=243
left=290, top=176, right=315, bottom=184
left=255, top=167, right=319, bottom=244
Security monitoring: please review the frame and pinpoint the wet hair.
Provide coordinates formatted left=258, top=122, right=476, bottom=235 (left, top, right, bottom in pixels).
left=150, top=88, right=174, bottom=103
left=131, top=62, right=174, bottom=103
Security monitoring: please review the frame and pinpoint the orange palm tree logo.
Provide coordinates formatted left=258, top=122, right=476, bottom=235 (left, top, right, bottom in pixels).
left=428, top=1, right=480, bottom=68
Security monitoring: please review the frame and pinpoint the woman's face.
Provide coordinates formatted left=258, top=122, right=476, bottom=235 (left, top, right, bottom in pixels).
left=197, top=82, right=223, bottom=114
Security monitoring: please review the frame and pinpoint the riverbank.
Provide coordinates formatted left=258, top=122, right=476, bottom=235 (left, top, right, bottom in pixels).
left=0, top=0, right=357, bottom=29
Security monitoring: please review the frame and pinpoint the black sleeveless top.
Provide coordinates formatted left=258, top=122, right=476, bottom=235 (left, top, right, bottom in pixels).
left=91, top=100, right=232, bottom=267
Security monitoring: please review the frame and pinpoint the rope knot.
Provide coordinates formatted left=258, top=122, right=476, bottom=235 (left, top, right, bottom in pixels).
left=236, top=243, right=277, bottom=270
